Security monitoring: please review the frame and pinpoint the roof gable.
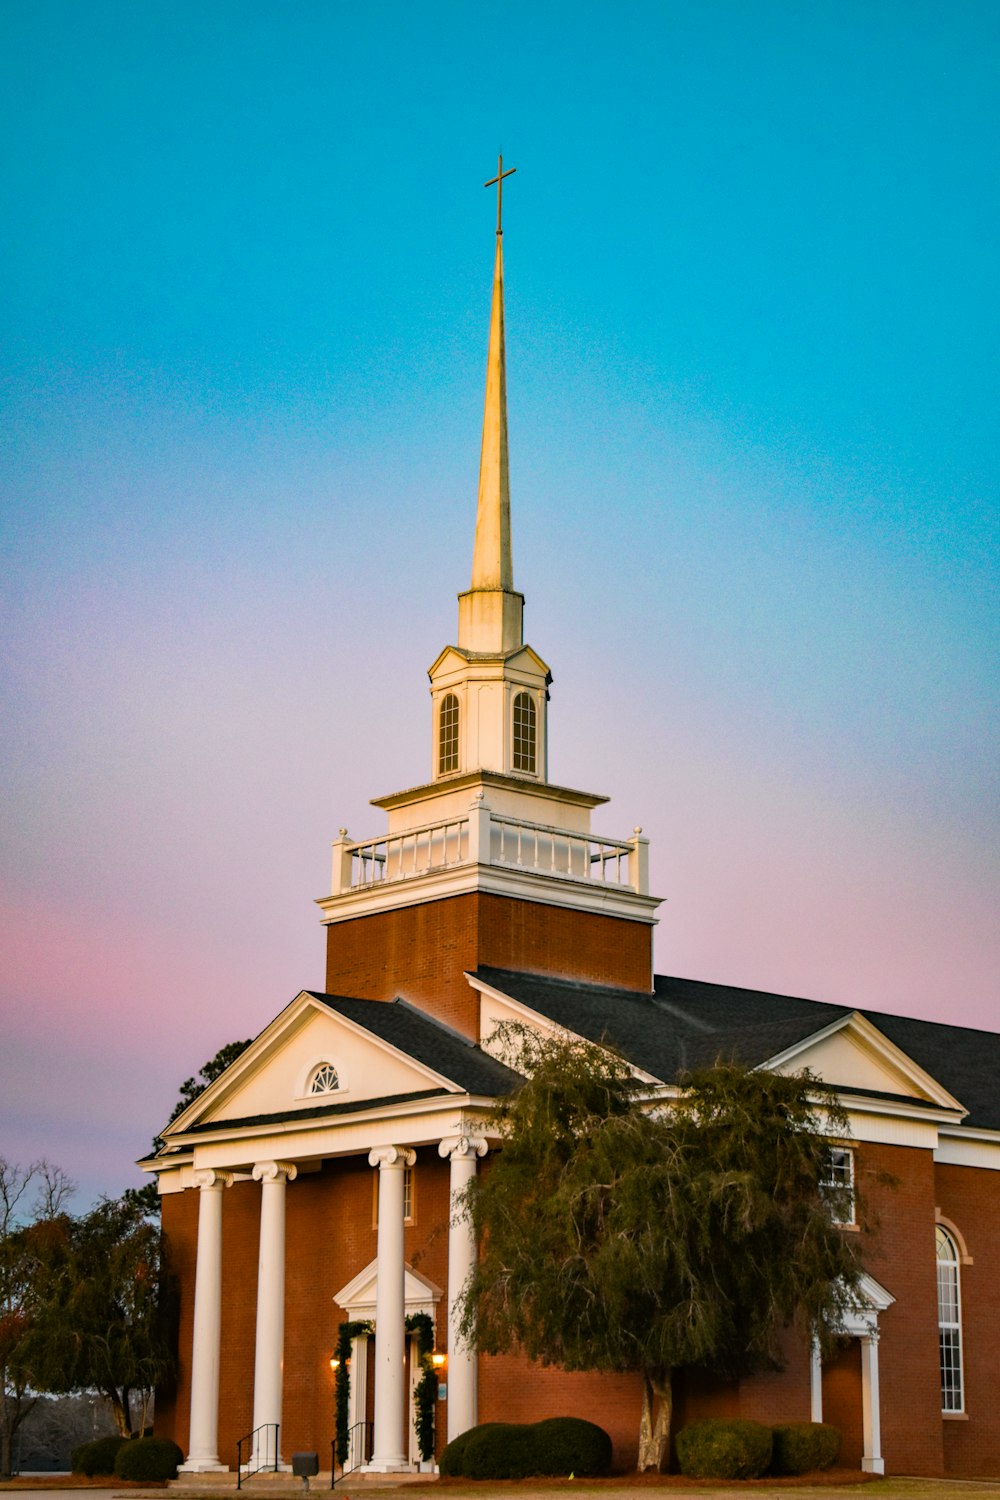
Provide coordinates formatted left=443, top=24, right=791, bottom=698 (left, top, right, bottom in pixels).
left=765, top=1012, right=965, bottom=1112
left=161, top=991, right=519, bottom=1141
left=164, top=994, right=460, bottom=1135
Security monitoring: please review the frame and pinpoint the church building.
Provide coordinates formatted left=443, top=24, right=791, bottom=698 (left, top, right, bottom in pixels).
left=146, top=175, right=1000, bottom=1481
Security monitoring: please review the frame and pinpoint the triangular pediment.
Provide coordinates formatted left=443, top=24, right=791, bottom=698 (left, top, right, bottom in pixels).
left=427, top=641, right=551, bottom=681
left=334, top=1258, right=444, bottom=1320
left=765, top=1011, right=965, bottom=1114
left=161, top=993, right=459, bottom=1137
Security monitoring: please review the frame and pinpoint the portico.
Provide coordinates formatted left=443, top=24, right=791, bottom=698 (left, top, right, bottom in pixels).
left=164, top=1065, right=498, bottom=1477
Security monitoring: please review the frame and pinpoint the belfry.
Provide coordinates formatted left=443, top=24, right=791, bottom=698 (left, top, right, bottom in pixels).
left=147, top=166, right=1000, bottom=1483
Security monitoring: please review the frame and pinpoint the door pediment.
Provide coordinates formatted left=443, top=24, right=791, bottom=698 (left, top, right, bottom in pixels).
left=334, top=1258, right=443, bottom=1321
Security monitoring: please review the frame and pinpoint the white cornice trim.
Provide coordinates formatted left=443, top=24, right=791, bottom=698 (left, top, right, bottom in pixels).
left=317, top=859, right=661, bottom=926
left=371, top=770, right=608, bottom=812
left=167, top=1091, right=503, bottom=1152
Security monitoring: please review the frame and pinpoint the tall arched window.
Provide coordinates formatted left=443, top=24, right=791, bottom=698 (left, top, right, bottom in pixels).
left=936, top=1225, right=964, bottom=1412
left=512, top=692, right=536, bottom=773
left=438, top=694, right=459, bottom=774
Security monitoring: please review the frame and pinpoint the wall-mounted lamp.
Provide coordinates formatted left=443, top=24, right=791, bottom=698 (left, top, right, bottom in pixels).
left=431, top=1352, right=447, bottom=1368
left=329, top=1356, right=340, bottom=1370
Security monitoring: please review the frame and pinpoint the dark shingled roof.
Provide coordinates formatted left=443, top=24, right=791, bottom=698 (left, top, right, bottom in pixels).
left=475, top=967, right=1000, bottom=1132
left=309, top=993, right=521, bottom=1098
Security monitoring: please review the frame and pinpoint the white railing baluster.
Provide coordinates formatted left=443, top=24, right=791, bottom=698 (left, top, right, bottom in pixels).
left=338, top=811, right=642, bottom=895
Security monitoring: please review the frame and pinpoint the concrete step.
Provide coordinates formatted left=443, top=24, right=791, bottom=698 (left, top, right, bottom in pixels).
left=168, top=1472, right=436, bottom=1492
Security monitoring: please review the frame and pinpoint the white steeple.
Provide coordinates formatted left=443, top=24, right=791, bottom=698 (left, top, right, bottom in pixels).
left=319, top=168, right=657, bottom=935
left=457, top=165, right=523, bottom=657
left=430, top=163, right=551, bottom=783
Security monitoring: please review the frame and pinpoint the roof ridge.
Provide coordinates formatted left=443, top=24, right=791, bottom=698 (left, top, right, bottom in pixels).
left=392, top=996, right=479, bottom=1047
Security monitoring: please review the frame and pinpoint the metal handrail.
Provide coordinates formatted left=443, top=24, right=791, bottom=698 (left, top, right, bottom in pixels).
left=237, top=1423, right=279, bottom=1489
left=331, top=1421, right=372, bottom=1487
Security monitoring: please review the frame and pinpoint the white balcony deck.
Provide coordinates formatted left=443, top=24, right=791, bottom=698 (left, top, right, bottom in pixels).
left=329, top=800, right=649, bottom=899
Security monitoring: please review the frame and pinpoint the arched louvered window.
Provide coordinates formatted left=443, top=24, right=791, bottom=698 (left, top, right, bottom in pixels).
left=512, top=692, right=536, bottom=774
left=438, top=694, right=459, bottom=774
left=936, top=1225, right=964, bottom=1412
left=309, top=1062, right=339, bottom=1095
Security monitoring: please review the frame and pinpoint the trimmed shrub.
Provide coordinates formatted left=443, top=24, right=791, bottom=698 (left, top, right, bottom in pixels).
left=71, top=1436, right=129, bottom=1476
left=439, top=1422, right=500, bottom=1477
left=440, top=1417, right=613, bottom=1479
left=463, top=1422, right=538, bottom=1480
left=113, top=1436, right=184, bottom=1481
left=770, top=1421, right=841, bottom=1475
left=533, top=1416, right=612, bottom=1476
left=676, top=1419, right=773, bottom=1480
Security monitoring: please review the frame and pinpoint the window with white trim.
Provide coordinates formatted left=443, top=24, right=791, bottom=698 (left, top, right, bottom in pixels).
left=821, top=1146, right=855, bottom=1226
left=936, top=1225, right=964, bottom=1412
left=308, top=1062, right=339, bottom=1095
left=371, top=1165, right=415, bottom=1227
left=438, top=694, right=459, bottom=774
left=512, top=692, right=536, bottom=774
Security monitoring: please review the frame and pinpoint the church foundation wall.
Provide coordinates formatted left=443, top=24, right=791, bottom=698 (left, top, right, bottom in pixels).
left=324, top=891, right=652, bottom=1038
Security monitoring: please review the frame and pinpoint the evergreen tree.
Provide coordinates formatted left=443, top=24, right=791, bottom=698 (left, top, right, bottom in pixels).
left=460, top=1027, right=866, bottom=1470
left=151, top=1038, right=252, bottom=1154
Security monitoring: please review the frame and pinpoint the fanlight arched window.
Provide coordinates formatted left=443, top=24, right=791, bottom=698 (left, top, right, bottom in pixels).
left=512, top=692, right=537, bottom=774
left=936, top=1225, right=963, bottom=1412
left=309, top=1062, right=340, bottom=1096
left=438, top=694, right=459, bottom=774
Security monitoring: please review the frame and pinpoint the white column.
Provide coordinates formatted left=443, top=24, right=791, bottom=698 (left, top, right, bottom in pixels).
left=860, top=1330, right=885, bottom=1475
left=438, top=1135, right=488, bottom=1444
left=366, top=1146, right=415, bottom=1471
left=347, top=1334, right=369, bottom=1470
left=810, top=1336, right=823, bottom=1424
left=179, top=1170, right=232, bottom=1472
left=250, top=1160, right=296, bottom=1468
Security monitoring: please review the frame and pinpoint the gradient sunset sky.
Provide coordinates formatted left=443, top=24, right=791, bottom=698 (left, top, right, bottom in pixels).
left=2, top=1, right=997, bottom=1210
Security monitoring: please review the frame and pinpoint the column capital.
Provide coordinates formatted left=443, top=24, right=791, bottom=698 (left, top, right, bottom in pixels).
left=438, top=1135, right=489, bottom=1161
left=252, top=1160, right=297, bottom=1184
left=193, top=1169, right=233, bottom=1191
left=368, top=1145, right=416, bottom=1169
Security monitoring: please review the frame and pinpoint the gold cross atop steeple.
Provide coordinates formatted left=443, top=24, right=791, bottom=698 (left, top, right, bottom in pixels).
left=484, top=154, right=516, bottom=235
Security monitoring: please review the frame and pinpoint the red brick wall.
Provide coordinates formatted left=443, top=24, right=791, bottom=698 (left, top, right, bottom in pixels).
left=857, top=1141, right=944, bottom=1476
left=479, top=1353, right=643, bottom=1471
left=935, top=1161, right=1000, bottom=1478
left=157, top=1189, right=198, bottom=1450
left=325, top=892, right=652, bottom=1037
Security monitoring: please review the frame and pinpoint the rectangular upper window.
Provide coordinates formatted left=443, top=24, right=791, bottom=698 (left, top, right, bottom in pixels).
left=821, top=1146, right=855, bottom=1227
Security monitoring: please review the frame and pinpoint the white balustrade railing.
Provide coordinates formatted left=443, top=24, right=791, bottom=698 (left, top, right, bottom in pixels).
left=330, top=805, right=649, bottom=897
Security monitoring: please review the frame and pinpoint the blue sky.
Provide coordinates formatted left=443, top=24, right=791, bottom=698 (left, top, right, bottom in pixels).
left=2, top=0, right=997, bottom=1208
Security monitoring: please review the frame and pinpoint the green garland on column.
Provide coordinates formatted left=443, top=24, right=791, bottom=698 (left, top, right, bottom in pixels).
left=405, top=1312, right=436, bottom=1463
left=334, top=1319, right=372, bottom=1467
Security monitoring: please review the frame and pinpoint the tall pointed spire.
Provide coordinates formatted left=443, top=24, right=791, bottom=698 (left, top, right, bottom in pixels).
left=457, top=157, right=523, bottom=656
left=471, top=233, right=513, bottom=591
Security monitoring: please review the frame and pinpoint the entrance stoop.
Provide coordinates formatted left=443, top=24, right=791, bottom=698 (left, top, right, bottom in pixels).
left=168, top=1472, right=436, bottom=1492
